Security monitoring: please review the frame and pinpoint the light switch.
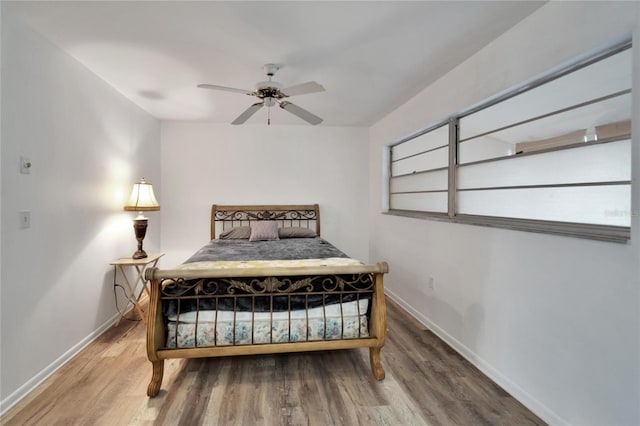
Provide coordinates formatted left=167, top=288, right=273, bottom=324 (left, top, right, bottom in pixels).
left=19, top=211, right=31, bottom=229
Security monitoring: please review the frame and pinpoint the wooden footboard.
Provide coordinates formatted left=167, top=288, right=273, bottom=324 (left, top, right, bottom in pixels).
left=145, top=262, right=388, bottom=397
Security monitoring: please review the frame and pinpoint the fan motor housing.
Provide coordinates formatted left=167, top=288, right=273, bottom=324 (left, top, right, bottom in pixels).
left=255, top=82, right=286, bottom=99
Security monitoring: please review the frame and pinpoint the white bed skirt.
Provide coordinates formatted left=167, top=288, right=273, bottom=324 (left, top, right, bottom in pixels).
left=166, top=299, right=369, bottom=348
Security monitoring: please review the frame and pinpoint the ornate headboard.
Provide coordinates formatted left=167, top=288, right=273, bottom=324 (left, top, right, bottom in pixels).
left=210, top=204, right=320, bottom=240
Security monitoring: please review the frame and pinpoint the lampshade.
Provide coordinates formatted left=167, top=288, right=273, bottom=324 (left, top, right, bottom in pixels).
left=124, top=178, right=160, bottom=212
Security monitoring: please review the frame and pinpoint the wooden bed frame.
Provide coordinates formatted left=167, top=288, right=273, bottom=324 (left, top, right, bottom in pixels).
left=145, top=204, right=388, bottom=397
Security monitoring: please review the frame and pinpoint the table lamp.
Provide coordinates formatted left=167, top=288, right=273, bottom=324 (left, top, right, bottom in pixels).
left=123, top=178, right=160, bottom=259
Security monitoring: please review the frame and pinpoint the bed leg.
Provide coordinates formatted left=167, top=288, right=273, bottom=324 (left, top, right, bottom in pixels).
left=147, top=360, right=164, bottom=397
left=369, top=347, right=385, bottom=380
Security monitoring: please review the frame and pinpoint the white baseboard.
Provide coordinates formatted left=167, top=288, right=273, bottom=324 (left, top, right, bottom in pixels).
left=0, top=311, right=121, bottom=416
left=385, top=289, right=568, bottom=426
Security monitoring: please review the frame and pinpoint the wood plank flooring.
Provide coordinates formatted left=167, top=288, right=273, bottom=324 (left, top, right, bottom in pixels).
left=2, top=298, right=544, bottom=425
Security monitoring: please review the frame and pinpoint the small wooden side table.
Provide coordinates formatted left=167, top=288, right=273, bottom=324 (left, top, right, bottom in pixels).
left=111, top=253, right=164, bottom=326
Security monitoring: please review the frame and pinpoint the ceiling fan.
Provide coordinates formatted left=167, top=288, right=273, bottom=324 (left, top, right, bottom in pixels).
left=198, top=64, right=325, bottom=125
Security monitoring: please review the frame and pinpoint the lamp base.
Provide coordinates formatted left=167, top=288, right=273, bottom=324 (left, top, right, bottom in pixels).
left=132, top=249, right=148, bottom=259
left=132, top=218, right=149, bottom=259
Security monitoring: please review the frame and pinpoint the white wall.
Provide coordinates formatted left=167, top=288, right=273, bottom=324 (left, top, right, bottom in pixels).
left=0, top=3, right=4, bottom=404
left=370, top=2, right=639, bottom=425
left=160, top=122, right=369, bottom=267
left=0, top=10, right=160, bottom=410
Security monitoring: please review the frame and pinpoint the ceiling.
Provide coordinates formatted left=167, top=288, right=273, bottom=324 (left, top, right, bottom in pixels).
left=5, top=1, right=545, bottom=126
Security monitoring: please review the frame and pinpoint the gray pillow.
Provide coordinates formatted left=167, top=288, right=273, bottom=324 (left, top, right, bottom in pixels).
left=219, top=226, right=251, bottom=239
left=278, top=227, right=317, bottom=238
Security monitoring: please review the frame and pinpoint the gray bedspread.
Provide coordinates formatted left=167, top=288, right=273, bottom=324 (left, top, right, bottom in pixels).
left=162, top=237, right=369, bottom=316
left=184, top=237, right=348, bottom=263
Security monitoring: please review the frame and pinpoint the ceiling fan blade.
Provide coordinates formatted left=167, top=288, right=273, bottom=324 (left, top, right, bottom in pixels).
left=232, top=102, right=264, bottom=125
left=197, top=84, right=254, bottom=95
left=281, top=81, right=325, bottom=97
left=279, top=101, right=323, bottom=125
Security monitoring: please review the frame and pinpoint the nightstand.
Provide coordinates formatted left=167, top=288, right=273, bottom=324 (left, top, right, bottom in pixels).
left=111, top=252, right=164, bottom=326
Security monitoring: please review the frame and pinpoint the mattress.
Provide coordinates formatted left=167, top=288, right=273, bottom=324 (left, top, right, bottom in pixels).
left=166, top=299, right=369, bottom=348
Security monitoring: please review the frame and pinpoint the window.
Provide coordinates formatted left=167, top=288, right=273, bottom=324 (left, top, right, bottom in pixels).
left=386, top=39, right=632, bottom=242
left=389, top=123, right=450, bottom=214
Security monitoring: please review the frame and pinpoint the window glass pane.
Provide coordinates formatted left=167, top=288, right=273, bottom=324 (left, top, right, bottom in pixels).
left=458, top=139, right=630, bottom=189
left=392, top=125, right=448, bottom=160
left=459, top=48, right=632, bottom=141
left=457, top=185, right=630, bottom=226
left=391, top=169, right=448, bottom=193
left=391, top=146, right=448, bottom=176
left=459, top=92, right=631, bottom=164
left=390, top=192, right=448, bottom=213
left=458, top=135, right=516, bottom=164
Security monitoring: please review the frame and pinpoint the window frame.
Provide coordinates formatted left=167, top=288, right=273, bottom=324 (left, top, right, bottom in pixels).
left=385, top=38, right=632, bottom=243
left=388, top=119, right=452, bottom=219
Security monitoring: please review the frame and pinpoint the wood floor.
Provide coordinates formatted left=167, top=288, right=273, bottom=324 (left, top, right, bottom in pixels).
left=2, top=298, right=544, bottom=425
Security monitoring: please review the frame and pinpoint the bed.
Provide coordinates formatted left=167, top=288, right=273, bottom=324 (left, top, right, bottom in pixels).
left=145, top=204, right=389, bottom=397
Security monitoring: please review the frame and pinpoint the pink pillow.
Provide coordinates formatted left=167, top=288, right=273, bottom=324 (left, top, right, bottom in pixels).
left=249, top=221, right=280, bottom=241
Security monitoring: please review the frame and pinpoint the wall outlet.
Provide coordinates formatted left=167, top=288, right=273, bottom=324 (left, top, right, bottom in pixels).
left=19, top=211, right=31, bottom=229
left=427, top=276, right=435, bottom=290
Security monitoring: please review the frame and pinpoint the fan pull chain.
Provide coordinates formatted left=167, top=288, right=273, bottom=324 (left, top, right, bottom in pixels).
left=268, top=103, right=271, bottom=126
